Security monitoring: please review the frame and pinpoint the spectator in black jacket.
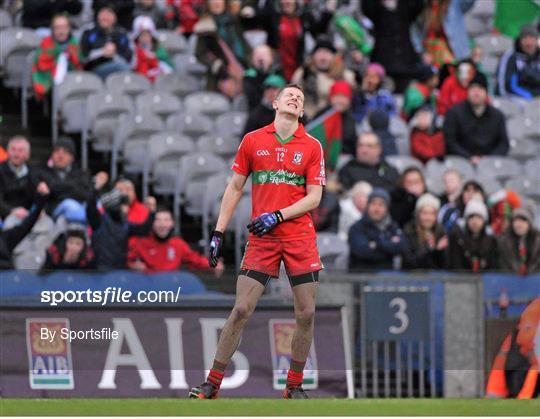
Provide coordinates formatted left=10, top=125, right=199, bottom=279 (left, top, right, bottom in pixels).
left=497, top=24, right=540, bottom=99
left=443, top=72, right=509, bottom=165
left=243, top=44, right=283, bottom=110
left=403, top=193, right=448, bottom=270
left=0, top=136, right=37, bottom=221
left=390, top=167, right=427, bottom=228
left=87, top=174, right=156, bottom=270
left=41, top=226, right=95, bottom=272
left=0, top=182, right=49, bottom=270
left=448, top=198, right=498, bottom=272
left=243, top=74, right=284, bottom=135
left=80, top=6, right=132, bottom=79
left=22, top=0, right=82, bottom=31
left=338, top=132, right=399, bottom=192
left=348, top=188, right=409, bottom=271
left=498, top=206, right=540, bottom=275
left=362, top=0, right=425, bottom=93
left=36, top=138, right=95, bottom=224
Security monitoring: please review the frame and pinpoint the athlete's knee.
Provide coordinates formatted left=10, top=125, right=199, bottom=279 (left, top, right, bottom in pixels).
left=232, top=301, right=255, bottom=322
left=295, top=306, right=315, bottom=328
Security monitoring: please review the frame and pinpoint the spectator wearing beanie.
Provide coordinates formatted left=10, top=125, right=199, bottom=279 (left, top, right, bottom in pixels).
left=36, top=137, right=93, bottom=224
left=443, top=72, right=509, bottom=165
left=291, top=36, right=356, bottom=120
left=351, top=63, right=396, bottom=123
left=348, top=188, right=409, bottom=271
left=498, top=206, right=540, bottom=274
left=42, top=226, right=95, bottom=272
left=313, top=80, right=357, bottom=157
left=131, top=15, right=173, bottom=82
left=368, top=109, right=397, bottom=157
left=402, top=64, right=439, bottom=121
left=390, top=167, right=427, bottom=228
left=128, top=208, right=224, bottom=275
left=497, top=24, right=540, bottom=99
left=338, top=132, right=399, bottom=192
left=448, top=198, right=498, bottom=272
left=243, top=74, right=285, bottom=135
left=403, top=193, right=448, bottom=270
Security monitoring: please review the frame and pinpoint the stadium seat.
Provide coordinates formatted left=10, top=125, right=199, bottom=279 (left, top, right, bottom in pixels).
left=474, top=34, right=513, bottom=59
left=166, top=112, right=213, bottom=140
left=425, top=157, right=475, bottom=195
left=505, top=176, right=540, bottom=200
left=476, top=156, right=522, bottom=182
left=184, top=91, right=231, bottom=117
left=135, top=91, right=182, bottom=121
left=197, top=134, right=240, bottom=158
left=157, top=30, right=187, bottom=56
left=173, top=52, right=207, bottom=77
left=491, top=97, right=523, bottom=120
left=214, top=111, right=248, bottom=137
left=173, top=152, right=227, bottom=230
left=465, top=15, right=488, bottom=38
left=386, top=155, right=423, bottom=174
left=144, top=132, right=195, bottom=199
left=0, top=28, right=40, bottom=88
left=469, top=0, right=495, bottom=20
left=395, top=137, right=411, bottom=155
left=525, top=158, right=540, bottom=178
left=508, top=138, right=539, bottom=161
left=112, top=113, right=164, bottom=178
left=105, top=72, right=151, bottom=99
left=20, top=51, right=36, bottom=129
left=506, top=116, right=540, bottom=141
left=52, top=71, right=103, bottom=143
left=476, top=174, right=503, bottom=196
left=481, top=55, right=499, bottom=76
left=232, top=94, right=249, bottom=112
left=155, top=73, right=200, bottom=98
left=81, top=92, right=133, bottom=169
left=389, top=116, right=409, bottom=140
left=0, top=9, right=12, bottom=31
left=317, top=232, right=349, bottom=272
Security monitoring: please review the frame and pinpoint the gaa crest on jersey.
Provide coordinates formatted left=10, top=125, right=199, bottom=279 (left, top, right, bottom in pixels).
left=292, top=151, right=303, bottom=165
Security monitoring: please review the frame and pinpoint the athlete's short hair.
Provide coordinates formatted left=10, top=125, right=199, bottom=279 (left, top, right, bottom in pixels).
left=276, top=83, right=304, bottom=100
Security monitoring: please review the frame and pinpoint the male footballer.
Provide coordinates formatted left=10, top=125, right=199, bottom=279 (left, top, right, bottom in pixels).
left=189, top=84, right=326, bottom=400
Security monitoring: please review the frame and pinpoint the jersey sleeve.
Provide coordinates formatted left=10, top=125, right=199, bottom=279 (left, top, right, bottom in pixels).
left=231, top=134, right=251, bottom=176
left=306, top=139, right=326, bottom=186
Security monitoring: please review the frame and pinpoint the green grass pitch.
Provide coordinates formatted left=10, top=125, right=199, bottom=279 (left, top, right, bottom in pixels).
left=1, top=398, right=539, bottom=416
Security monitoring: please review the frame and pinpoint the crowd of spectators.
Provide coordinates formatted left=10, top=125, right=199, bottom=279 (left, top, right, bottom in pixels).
left=1, top=0, right=540, bottom=276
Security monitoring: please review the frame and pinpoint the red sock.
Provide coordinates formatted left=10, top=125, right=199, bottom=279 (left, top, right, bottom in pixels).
left=286, top=359, right=306, bottom=388
left=207, top=359, right=227, bottom=388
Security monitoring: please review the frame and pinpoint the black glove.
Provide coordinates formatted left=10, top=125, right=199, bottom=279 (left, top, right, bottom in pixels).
left=247, top=210, right=284, bottom=237
left=209, top=230, right=224, bottom=268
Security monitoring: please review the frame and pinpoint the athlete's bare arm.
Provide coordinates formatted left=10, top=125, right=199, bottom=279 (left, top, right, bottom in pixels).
left=215, top=172, right=248, bottom=232
left=280, top=184, right=323, bottom=221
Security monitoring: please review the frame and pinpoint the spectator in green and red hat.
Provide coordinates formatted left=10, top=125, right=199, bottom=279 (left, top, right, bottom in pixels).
left=32, top=15, right=84, bottom=100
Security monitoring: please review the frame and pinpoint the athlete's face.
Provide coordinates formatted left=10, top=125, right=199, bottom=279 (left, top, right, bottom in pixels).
left=273, top=87, right=304, bottom=119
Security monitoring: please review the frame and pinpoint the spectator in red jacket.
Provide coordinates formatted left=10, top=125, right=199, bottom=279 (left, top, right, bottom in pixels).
left=409, top=105, right=445, bottom=163
left=114, top=178, right=149, bottom=224
left=437, top=59, right=476, bottom=115
left=128, top=208, right=225, bottom=275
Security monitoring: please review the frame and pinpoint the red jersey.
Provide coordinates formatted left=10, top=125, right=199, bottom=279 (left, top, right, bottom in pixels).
left=232, top=122, right=325, bottom=241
